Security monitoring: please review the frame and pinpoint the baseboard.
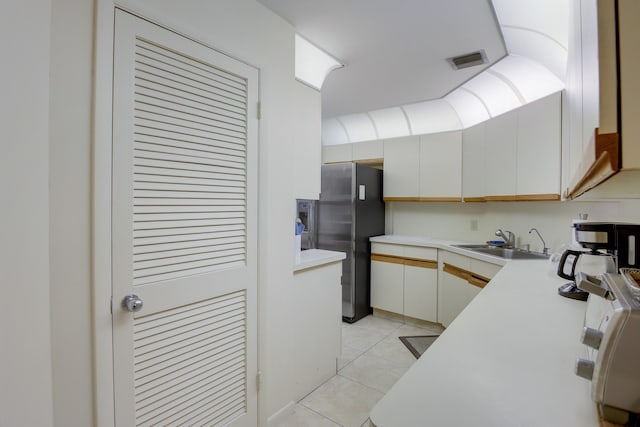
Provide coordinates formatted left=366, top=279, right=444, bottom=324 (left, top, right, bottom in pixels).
left=267, top=401, right=296, bottom=427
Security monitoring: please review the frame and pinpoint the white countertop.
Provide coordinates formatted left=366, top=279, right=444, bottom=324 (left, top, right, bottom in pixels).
left=293, top=249, right=346, bottom=273
left=370, top=234, right=508, bottom=265
left=370, top=237, right=600, bottom=427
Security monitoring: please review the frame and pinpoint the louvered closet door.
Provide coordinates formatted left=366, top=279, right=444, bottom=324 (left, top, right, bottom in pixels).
left=112, top=10, right=258, bottom=427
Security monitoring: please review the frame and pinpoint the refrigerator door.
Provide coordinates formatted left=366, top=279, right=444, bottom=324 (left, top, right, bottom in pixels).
left=318, top=163, right=385, bottom=323
left=353, top=163, right=385, bottom=321
left=317, top=163, right=356, bottom=319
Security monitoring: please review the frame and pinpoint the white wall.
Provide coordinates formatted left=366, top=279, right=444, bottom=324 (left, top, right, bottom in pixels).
left=387, top=199, right=640, bottom=254
left=0, top=2, right=55, bottom=426
left=49, top=0, right=95, bottom=425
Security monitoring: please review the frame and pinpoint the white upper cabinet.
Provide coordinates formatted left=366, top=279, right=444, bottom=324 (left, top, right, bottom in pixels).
left=383, top=136, right=420, bottom=199
left=419, top=131, right=462, bottom=200
left=463, top=92, right=561, bottom=201
left=484, top=109, right=518, bottom=200
left=517, top=93, right=561, bottom=198
left=353, top=140, right=384, bottom=162
left=322, top=140, right=384, bottom=164
left=462, top=123, right=486, bottom=201
left=564, top=0, right=640, bottom=199
left=322, top=144, right=353, bottom=164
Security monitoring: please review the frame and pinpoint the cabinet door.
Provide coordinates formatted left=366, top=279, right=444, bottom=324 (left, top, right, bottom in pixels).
left=462, top=123, right=486, bottom=201
left=371, top=260, right=404, bottom=314
left=517, top=93, right=561, bottom=198
left=322, top=144, right=353, bottom=164
left=438, top=270, right=466, bottom=327
left=419, top=131, right=462, bottom=200
left=484, top=110, right=517, bottom=199
left=404, top=263, right=437, bottom=322
left=353, top=140, right=383, bottom=162
left=383, top=136, right=420, bottom=199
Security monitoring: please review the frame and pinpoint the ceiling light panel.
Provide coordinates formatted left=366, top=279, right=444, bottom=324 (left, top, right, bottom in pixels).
left=444, top=89, right=491, bottom=128
left=500, top=27, right=568, bottom=80
left=295, top=34, right=343, bottom=90
left=402, top=99, right=463, bottom=135
left=491, top=0, right=569, bottom=50
left=321, top=118, right=350, bottom=145
left=338, top=113, right=378, bottom=143
left=489, top=55, right=564, bottom=103
left=368, top=107, right=411, bottom=139
left=461, top=71, right=522, bottom=117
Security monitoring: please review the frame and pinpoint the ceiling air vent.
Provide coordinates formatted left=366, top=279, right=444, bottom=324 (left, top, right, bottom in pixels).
left=447, top=50, right=487, bottom=70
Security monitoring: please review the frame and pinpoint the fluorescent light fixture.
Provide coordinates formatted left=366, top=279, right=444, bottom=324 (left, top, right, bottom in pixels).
left=321, top=118, right=350, bottom=145
left=338, top=113, right=378, bottom=143
left=462, top=71, right=522, bottom=117
left=402, top=99, right=463, bottom=135
left=444, top=89, right=491, bottom=128
left=295, top=34, right=343, bottom=90
left=489, top=55, right=564, bottom=103
left=368, top=107, right=411, bottom=139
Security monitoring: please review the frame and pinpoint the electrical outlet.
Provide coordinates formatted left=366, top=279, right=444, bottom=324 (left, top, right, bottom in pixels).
left=470, top=219, right=478, bottom=231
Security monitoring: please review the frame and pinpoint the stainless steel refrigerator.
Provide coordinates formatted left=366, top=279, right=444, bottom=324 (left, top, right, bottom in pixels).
left=317, top=163, right=385, bottom=323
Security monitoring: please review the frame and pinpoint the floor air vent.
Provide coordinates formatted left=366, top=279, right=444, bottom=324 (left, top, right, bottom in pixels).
left=447, top=50, right=487, bottom=70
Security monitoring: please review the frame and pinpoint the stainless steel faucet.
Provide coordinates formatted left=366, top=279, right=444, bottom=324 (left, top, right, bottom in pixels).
left=495, top=229, right=515, bottom=247
left=528, top=228, right=549, bottom=255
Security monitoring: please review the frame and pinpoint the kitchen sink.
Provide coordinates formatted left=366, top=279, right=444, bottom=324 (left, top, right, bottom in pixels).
left=453, top=244, right=549, bottom=260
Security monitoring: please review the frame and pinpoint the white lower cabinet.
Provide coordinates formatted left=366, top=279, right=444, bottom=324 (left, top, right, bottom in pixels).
left=371, top=258, right=404, bottom=314
left=404, top=262, right=438, bottom=321
left=439, top=266, right=482, bottom=328
left=370, top=243, right=438, bottom=322
left=438, top=251, right=502, bottom=327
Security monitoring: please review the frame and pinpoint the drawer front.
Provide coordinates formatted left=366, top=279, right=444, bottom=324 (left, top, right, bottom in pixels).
left=470, top=259, right=502, bottom=280
left=440, top=250, right=471, bottom=270
left=403, top=245, right=437, bottom=261
left=371, top=242, right=404, bottom=257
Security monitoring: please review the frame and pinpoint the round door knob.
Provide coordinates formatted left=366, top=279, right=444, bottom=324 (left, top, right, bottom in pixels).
left=122, top=294, right=143, bottom=313
left=581, top=327, right=604, bottom=350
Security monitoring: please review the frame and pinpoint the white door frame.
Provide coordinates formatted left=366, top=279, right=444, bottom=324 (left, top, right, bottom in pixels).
left=91, top=3, right=262, bottom=425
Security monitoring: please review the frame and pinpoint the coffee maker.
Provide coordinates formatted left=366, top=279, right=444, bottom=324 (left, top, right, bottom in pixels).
left=557, top=222, right=640, bottom=300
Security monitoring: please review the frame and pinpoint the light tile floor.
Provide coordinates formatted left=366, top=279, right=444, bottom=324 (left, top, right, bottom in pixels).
left=275, top=314, right=444, bottom=427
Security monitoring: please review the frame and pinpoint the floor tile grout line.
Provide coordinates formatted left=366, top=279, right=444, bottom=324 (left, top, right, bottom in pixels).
left=335, top=372, right=391, bottom=396
left=298, top=401, right=345, bottom=427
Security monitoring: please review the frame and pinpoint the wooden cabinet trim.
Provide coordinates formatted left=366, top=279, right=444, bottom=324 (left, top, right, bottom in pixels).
left=384, top=197, right=462, bottom=202
left=484, top=195, right=517, bottom=202
left=371, top=253, right=406, bottom=265
left=443, top=263, right=490, bottom=288
left=372, top=253, right=437, bottom=268
left=565, top=138, right=619, bottom=200
left=462, top=197, right=486, bottom=203
left=515, top=194, right=561, bottom=201
left=404, top=258, right=438, bottom=269
left=354, top=158, right=383, bottom=166
left=467, top=276, right=489, bottom=288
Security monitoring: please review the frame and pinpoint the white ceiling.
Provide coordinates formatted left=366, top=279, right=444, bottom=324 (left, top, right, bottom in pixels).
left=258, top=0, right=508, bottom=118
left=257, top=0, right=569, bottom=145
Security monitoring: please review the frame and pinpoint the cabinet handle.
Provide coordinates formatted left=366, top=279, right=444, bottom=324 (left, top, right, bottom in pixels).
left=404, top=259, right=437, bottom=269
left=443, top=263, right=470, bottom=281
left=372, top=253, right=437, bottom=268
left=443, top=263, right=490, bottom=288
left=468, top=276, right=488, bottom=288
left=371, top=253, right=405, bottom=265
